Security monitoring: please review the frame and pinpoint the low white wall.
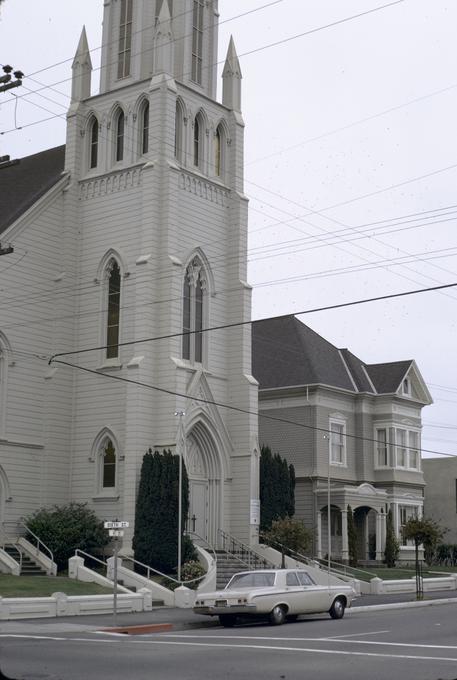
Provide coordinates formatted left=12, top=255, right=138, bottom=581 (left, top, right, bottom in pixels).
left=195, top=546, right=217, bottom=593
left=369, top=574, right=457, bottom=594
left=68, top=556, right=130, bottom=593
left=0, top=590, right=153, bottom=621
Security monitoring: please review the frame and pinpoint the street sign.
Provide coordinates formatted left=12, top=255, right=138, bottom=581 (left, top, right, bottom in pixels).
left=109, top=529, right=124, bottom=537
left=104, top=521, right=129, bottom=529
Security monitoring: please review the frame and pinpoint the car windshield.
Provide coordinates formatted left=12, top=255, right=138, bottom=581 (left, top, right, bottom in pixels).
left=227, top=572, right=276, bottom=589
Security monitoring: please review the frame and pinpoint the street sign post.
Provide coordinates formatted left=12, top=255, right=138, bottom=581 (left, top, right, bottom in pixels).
left=104, top=520, right=129, bottom=626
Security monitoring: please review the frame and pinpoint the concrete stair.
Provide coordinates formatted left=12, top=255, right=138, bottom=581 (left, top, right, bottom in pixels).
left=3, top=544, right=47, bottom=576
left=215, top=551, right=259, bottom=590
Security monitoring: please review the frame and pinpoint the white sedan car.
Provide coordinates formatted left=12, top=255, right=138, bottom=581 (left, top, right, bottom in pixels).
left=194, top=569, right=355, bottom=627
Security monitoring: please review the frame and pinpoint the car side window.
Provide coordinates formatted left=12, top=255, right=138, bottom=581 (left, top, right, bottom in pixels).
left=286, top=572, right=300, bottom=586
left=297, top=571, right=315, bottom=586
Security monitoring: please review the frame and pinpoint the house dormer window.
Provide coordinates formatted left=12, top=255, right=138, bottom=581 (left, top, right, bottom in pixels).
left=191, top=0, right=204, bottom=84
left=118, top=0, right=133, bottom=80
left=402, top=377, right=411, bottom=396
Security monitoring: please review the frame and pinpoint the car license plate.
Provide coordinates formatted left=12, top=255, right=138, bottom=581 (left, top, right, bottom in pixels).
left=215, top=600, right=227, bottom=607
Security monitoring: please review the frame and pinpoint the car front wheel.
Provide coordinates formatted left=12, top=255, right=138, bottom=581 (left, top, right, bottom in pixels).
left=269, top=604, right=287, bottom=625
left=329, top=597, right=346, bottom=620
left=219, top=614, right=237, bottom=628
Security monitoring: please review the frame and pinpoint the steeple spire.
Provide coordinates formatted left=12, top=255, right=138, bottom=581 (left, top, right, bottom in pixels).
left=222, top=36, right=242, bottom=112
left=153, top=0, right=174, bottom=75
left=71, top=26, right=92, bottom=102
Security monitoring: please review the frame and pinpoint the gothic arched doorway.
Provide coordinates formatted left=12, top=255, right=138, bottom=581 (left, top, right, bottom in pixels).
left=186, top=422, right=222, bottom=546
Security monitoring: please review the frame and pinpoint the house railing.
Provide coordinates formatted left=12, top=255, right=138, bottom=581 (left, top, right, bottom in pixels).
left=312, top=557, right=376, bottom=582
left=218, top=529, right=275, bottom=570
left=259, top=533, right=319, bottom=568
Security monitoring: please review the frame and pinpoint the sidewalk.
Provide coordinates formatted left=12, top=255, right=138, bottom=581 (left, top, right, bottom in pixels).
left=1, top=589, right=456, bottom=635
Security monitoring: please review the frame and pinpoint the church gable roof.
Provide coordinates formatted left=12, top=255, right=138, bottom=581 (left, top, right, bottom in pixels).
left=0, top=145, right=66, bottom=235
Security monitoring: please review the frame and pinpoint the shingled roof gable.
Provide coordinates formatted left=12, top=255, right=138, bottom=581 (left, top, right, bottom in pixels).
left=0, top=145, right=66, bottom=235
left=365, top=360, right=413, bottom=394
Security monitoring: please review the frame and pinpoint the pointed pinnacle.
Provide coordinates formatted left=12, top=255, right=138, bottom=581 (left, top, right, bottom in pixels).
left=223, top=36, right=242, bottom=79
left=72, top=26, right=92, bottom=69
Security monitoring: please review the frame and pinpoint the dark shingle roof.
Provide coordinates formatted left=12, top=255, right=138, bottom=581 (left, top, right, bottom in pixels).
left=252, top=316, right=414, bottom=396
left=365, top=361, right=413, bottom=394
left=252, top=316, right=357, bottom=391
left=0, top=145, right=66, bottom=235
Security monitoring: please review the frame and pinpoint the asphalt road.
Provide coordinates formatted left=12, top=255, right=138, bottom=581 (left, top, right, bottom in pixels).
left=2, top=602, right=457, bottom=680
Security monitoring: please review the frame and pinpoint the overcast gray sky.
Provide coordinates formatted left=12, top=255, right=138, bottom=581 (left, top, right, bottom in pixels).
left=1, top=0, right=456, bottom=459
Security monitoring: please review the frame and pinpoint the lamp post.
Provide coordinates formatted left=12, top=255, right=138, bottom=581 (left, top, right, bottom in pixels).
left=323, top=433, right=331, bottom=579
left=174, top=410, right=186, bottom=582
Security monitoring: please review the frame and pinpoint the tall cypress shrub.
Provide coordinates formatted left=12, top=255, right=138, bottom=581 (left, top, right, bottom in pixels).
left=133, top=449, right=190, bottom=573
left=260, top=445, right=295, bottom=531
left=384, top=509, right=399, bottom=568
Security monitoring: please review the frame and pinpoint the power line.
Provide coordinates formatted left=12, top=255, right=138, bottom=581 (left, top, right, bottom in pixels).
left=48, top=281, right=457, bottom=362
left=50, top=356, right=457, bottom=459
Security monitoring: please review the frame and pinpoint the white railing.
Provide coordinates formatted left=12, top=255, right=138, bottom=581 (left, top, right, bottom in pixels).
left=2, top=519, right=54, bottom=565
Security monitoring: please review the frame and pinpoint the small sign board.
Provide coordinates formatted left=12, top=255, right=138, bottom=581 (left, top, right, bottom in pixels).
left=250, top=499, right=260, bottom=525
left=109, top=529, right=124, bottom=537
left=104, top=521, right=129, bottom=529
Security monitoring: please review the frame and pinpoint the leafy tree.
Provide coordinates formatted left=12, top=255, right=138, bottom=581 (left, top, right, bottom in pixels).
left=263, top=516, right=313, bottom=566
left=133, top=449, right=196, bottom=574
left=384, top=509, right=400, bottom=568
left=347, top=505, right=358, bottom=567
left=260, top=445, right=295, bottom=530
left=402, top=516, right=445, bottom=568
left=24, top=503, right=109, bottom=572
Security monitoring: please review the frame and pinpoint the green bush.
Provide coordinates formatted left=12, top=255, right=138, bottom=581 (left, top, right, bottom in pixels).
left=24, top=503, right=110, bottom=572
left=162, top=560, right=206, bottom=591
left=260, top=445, right=296, bottom=531
left=263, top=516, right=313, bottom=556
left=384, top=509, right=400, bottom=568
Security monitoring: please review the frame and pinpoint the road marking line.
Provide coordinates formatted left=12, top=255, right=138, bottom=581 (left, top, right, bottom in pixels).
left=159, top=634, right=457, bottom=650
left=2, top=634, right=457, bottom=662
left=326, top=630, right=391, bottom=639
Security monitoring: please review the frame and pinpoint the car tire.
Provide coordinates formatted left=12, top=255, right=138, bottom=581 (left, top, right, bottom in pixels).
left=329, top=597, right=346, bottom=620
left=269, top=604, right=287, bottom=626
left=219, top=614, right=237, bottom=628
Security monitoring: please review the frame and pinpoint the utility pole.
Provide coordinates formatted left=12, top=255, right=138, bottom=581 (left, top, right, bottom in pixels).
left=0, top=65, right=24, bottom=94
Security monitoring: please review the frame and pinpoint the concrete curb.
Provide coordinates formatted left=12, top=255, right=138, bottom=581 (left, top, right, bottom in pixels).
left=98, top=623, right=174, bottom=635
left=350, top=597, right=457, bottom=613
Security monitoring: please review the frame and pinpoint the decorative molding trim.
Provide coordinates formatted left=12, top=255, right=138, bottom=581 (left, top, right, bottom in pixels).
left=179, top=170, right=229, bottom=207
left=79, top=167, right=142, bottom=200
left=0, top=438, right=44, bottom=450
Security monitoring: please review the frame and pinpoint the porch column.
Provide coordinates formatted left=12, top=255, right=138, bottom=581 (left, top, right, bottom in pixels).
left=375, top=512, right=383, bottom=560
left=380, top=512, right=387, bottom=553
left=364, top=514, right=369, bottom=560
left=317, top=511, right=322, bottom=559
left=341, top=509, right=348, bottom=562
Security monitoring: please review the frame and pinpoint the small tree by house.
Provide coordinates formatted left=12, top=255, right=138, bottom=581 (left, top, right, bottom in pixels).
left=24, top=503, right=110, bottom=572
left=402, top=516, right=446, bottom=599
left=347, top=505, right=358, bottom=567
left=263, top=516, right=313, bottom=566
left=260, top=445, right=296, bottom=531
left=384, top=509, right=400, bottom=568
left=132, top=449, right=195, bottom=574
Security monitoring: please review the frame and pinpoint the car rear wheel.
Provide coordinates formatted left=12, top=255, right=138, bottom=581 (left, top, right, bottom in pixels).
left=269, top=604, right=287, bottom=625
left=219, top=614, right=237, bottom=628
left=329, top=597, right=346, bottom=620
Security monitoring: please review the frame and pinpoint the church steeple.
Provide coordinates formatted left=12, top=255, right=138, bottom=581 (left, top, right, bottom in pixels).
left=222, top=36, right=242, bottom=112
left=71, top=26, right=92, bottom=102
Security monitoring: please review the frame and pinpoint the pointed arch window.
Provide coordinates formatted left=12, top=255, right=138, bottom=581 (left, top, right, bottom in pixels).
left=193, top=117, right=200, bottom=167
left=106, top=259, right=121, bottom=359
left=175, top=100, right=184, bottom=162
left=215, top=126, right=221, bottom=177
left=192, top=0, right=204, bottom=84
left=89, top=116, right=99, bottom=169
left=115, top=110, right=125, bottom=162
left=141, top=101, right=149, bottom=155
left=182, top=258, right=206, bottom=363
left=118, top=0, right=133, bottom=80
left=94, top=435, right=118, bottom=492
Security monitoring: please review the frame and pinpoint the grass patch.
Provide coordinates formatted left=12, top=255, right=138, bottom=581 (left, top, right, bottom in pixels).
left=0, top=575, right=114, bottom=597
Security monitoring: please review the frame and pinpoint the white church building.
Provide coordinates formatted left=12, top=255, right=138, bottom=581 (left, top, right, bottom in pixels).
left=0, top=0, right=260, bottom=552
